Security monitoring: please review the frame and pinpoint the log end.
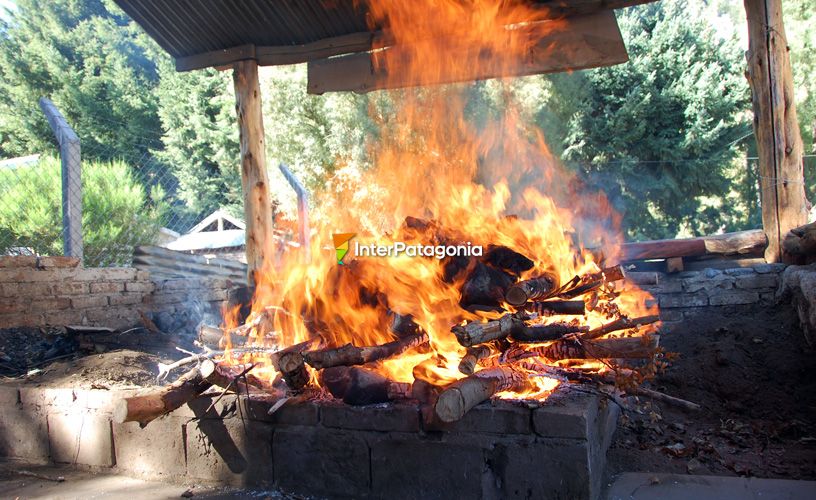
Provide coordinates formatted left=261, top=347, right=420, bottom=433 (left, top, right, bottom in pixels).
left=504, top=286, right=528, bottom=307
left=113, top=398, right=133, bottom=424
left=434, top=387, right=466, bottom=423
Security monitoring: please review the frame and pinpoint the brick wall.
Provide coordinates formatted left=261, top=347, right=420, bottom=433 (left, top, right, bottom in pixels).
left=626, top=263, right=787, bottom=327
left=0, top=256, right=234, bottom=330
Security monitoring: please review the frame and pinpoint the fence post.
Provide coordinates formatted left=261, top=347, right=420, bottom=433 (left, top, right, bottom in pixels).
left=278, top=163, right=311, bottom=263
left=38, top=97, right=82, bottom=262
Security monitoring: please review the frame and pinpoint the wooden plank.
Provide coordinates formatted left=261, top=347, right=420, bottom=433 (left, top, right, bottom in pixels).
left=620, top=229, right=767, bottom=261
left=307, top=11, right=628, bottom=94
left=232, top=60, right=274, bottom=286
left=744, top=0, right=808, bottom=262
left=134, top=245, right=247, bottom=272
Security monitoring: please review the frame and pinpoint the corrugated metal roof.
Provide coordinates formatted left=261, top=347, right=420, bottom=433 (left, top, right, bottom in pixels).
left=115, top=0, right=372, bottom=59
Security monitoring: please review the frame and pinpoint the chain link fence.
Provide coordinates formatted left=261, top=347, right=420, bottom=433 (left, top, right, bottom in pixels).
left=0, top=100, right=210, bottom=267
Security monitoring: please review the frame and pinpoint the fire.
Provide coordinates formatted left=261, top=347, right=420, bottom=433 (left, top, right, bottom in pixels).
left=221, top=0, right=658, bottom=403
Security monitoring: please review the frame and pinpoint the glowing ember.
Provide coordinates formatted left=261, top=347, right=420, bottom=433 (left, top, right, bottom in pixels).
left=220, top=0, right=660, bottom=408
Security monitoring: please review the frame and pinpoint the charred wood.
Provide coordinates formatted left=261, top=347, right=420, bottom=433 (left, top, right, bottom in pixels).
left=482, top=245, right=534, bottom=276
left=321, top=366, right=411, bottom=405
left=504, top=272, right=559, bottom=306
left=524, top=300, right=586, bottom=316
left=524, top=335, right=660, bottom=361
left=510, top=323, right=590, bottom=343
left=583, top=315, right=660, bottom=340
left=303, top=332, right=429, bottom=370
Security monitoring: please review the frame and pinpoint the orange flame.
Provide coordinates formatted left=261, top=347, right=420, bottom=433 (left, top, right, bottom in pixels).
left=225, top=0, right=658, bottom=401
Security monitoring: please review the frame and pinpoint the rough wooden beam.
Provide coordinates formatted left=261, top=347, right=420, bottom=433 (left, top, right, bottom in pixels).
left=233, top=60, right=274, bottom=285
left=307, top=11, right=628, bottom=94
left=744, top=0, right=808, bottom=262
left=620, top=229, right=768, bottom=261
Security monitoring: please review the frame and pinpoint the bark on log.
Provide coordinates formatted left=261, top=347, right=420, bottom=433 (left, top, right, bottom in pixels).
left=278, top=351, right=310, bottom=391
left=783, top=221, right=816, bottom=258
left=504, top=272, right=559, bottom=306
left=458, top=345, right=493, bottom=375
left=557, top=265, right=625, bottom=299
left=321, top=366, right=411, bottom=405
left=510, top=323, right=590, bottom=343
left=524, top=300, right=586, bottom=316
left=619, top=229, right=768, bottom=261
left=452, top=315, right=521, bottom=347
left=527, top=335, right=660, bottom=361
left=434, top=366, right=528, bottom=423
left=583, top=315, right=660, bottom=340
left=114, top=366, right=211, bottom=426
left=303, top=332, right=428, bottom=370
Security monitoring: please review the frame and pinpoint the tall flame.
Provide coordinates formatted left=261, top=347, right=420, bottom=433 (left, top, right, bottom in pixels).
left=225, top=0, right=657, bottom=399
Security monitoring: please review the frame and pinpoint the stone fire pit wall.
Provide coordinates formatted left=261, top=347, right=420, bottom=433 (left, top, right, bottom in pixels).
left=0, top=256, right=232, bottom=330
left=0, top=383, right=617, bottom=499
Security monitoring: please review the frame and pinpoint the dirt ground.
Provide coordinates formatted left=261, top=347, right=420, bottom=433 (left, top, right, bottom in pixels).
left=606, top=304, right=816, bottom=481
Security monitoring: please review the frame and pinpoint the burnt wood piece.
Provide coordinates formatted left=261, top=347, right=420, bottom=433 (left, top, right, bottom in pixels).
left=458, top=345, right=493, bottom=375
left=452, top=315, right=523, bottom=347
left=524, top=300, right=586, bottom=316
left=504, top=272, right=559, bottom=306
left=278, top=351, right=310, bottom=391
left=434, top=366, right=529, bottom=423
left=390, top=312, right=421, bottom=337
left=526, top=335, right=660, bottom=361
left=321, top=366, right=410, bottom=405
left=113, top=366, right=211, bottom=426
left=228, top=306, right=277, bottom=338
left=459, top=261, right=515, bottom=309
left=582, top=314, right=660, bottom=340
left=510, top=323, right=590, bottom=343
left=483, top=245, right=534, bottom=276
left=558, top=265, right=625, bottom=299
left=303, top=332, right=429, bottom=370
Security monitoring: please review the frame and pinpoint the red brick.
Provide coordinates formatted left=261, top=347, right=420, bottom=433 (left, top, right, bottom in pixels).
left=37, top=256, right=80, bottom=268
left=89, top=282, right=124, bottom=293
left=0, top=256, right=37, bottom=268
left=108, top=293, right=143, bottom=306
left=71, top=295, right=109, bottom=309
left=124, top=281, right=154, bottom=293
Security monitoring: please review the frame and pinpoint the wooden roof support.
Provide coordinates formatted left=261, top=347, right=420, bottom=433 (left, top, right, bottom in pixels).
left=744, top=0, right=808, bottom=263
left=233, top=60, right=274, bottom=285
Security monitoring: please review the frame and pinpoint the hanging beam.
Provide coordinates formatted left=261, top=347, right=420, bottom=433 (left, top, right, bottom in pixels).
left=744, top=0, right=808, bottom=262
left=233, top=60, right=274, bottom=285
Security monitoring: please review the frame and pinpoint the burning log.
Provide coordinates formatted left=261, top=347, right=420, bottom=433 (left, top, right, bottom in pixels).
left=458, top=345, right=493, bottom=375
left=452, top=315, right=521, bottom=347
left=114, top=365, right=210, bottom=426
left=582, top=314, right=660, bottom=340
left=199, top=359, right=277, bottom=395
left=303, top=332, right=429, bottom=370
left=272, top=337, right=323, bottom=391
left=482, top=245, right=534, bottom=276
left=434, top=366, right=529, bottom=423
left=510, top=323, right=590, bottom=343
left=524, top=300, right=586, bottom=316
left=557, top=265, right=626, bottom=299
left=459, top=261, right=515, bottom=310
left=504, top=272, right=559, bottom=306
left=321, top=366, right=411, bottom=405
left=525, top=335, right=660, bottom=361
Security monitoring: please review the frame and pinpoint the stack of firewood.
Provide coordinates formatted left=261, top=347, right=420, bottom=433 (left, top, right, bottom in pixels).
left=114, top=219, right=676, bottom=427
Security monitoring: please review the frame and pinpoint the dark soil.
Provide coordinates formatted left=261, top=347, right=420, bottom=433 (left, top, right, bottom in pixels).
left=606, top=303, right=816, bottom=481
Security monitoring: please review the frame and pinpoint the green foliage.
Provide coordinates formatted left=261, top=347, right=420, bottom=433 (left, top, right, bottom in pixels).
left=0, top=0, right=164, bottom=164
left=541, top=1, right=752, bottom=239
left=0, top=155, right=165, bottom=266
left=153, top=59, right=242, bottom=224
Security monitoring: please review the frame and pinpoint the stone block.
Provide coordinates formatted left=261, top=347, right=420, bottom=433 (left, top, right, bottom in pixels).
left=89, top=282, right=125, bottom=294
left=108, top=293, right=144, bottom=306
left=371, top=438, right=485, bottom=499
left=44, top=309, right=86, bottom=326
left=37, top=256, right=80, bottom=269
left=0, top=385, right=19, bottom=405
left=658, top=293, right=708, bottom=308
left=624, top=272, right=659, bottom=285
left=709, top=290, right=759, bottom=306
left=682, top=274, right=735, bottom=293
left=47, top=412, right=114, bottom=466
left=124, top=281, right=155, bottom=293
left=0, top=268, right=76, bottom=283
left=151, top=292, right=190, bottom=305
left=724, top=267, right=757, bottom=276
left=641, top=280, right=683, bottom=294
left=71, top=295, right=110, bottom=309
left=273, top=426, right=370, bottom=497
left=52, top=281, right=89, bottom=295
left=423, top=401, right=531, bottom=434
left=321, top=402, right=420, bottom=432
left=185, top=417, right=274, bottom=486
left=113, top=417, right=186, bottom=478
left=533, top=391, right=598, bottom=439
left=0, top=404, right=50, bottom=462
left=19, top=387, right=84, bottom=409
left=659, top=309, right=684, bottom=322
left=735, top=274, right=778, bottom=290
left=753, top=263, right=786, bottom=274
left=0, top=312, right=45, bottom=328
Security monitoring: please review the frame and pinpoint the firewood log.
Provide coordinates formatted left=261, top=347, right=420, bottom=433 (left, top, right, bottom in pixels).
left=558, top=265, right=626, bottom=299
left=582, top=315, right=660, bottom=340
left=482, top=245, right=534, bottom=276
left=510, top=323, right=589, bottom=343
left=524, top=300, right=586, bottom=316
left=452, top=315, right=522, bottom=347
left=526, top=335, right=659, bottom=361
left=504, top=272, right=559, bottom=306
left=458, top=345, right=493, bottom=375
left=321, top=366, right=411, bottom=405
left=303, top=332, right=428, bottom=370
left=783, top=221, right=816, bottom=258
left=459, top=261, right=516, bottom=310
left=114, top=366, right=210, bottom=426
left=434, top=366, right=529, bottom=423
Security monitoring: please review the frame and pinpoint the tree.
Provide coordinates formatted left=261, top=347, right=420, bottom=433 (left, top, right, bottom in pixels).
left=541, top=1, right=751, bottom=240
left=0, top=155, right=165, bottom=266
left=0, top=0, right=163, bottom=165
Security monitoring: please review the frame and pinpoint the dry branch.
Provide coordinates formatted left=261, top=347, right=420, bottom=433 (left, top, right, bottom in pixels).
left=524, top=335, right=660, bottom=361
left=434, top=366, right=529, bottom=423
left=304, top=332, right=428, bottom=370
left=524, top=300, right=586, bottom=316
left=504, top=273, right=559, bottom=306
left=321, top=366, right=411, bottom=405
left=582, top=314, right=660, bottom=340
left=510, top=323, right=590, bottom=343
left=114, top=365, right=211, bottom=426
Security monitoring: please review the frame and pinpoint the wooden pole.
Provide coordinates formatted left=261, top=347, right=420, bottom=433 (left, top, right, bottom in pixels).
left=744, top=0, right=808, bottom=262
left=233, top=59, right=274, bottom=285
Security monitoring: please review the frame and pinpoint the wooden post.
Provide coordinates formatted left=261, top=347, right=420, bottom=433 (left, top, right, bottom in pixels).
left=744, top=0, right=808, bottom=262
left=233, top=60, right=274, bottom=284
